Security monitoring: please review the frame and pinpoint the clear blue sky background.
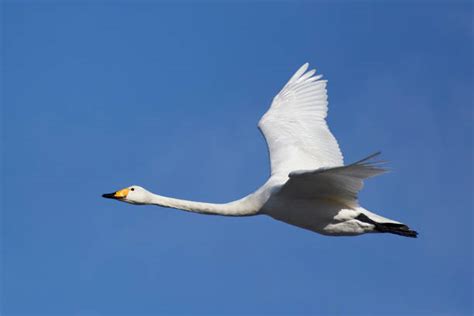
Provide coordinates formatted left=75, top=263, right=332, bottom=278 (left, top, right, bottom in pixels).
left=2, top=2, right=472, bottom=315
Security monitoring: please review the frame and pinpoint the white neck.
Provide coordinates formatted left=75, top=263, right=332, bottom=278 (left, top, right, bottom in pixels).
left=145, top=192, right=261, bottom=217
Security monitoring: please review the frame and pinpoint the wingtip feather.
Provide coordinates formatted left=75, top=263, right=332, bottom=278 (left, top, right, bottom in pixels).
left=287, top=63, right=310, bottom=86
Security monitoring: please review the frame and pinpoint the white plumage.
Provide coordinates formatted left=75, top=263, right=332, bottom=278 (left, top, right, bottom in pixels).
left=259, top=63, right=343, bottom=176
left=103, top=63, right=417, bottom=238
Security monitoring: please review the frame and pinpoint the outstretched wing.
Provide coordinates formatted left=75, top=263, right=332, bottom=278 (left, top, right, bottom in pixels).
left=278, top=152, right=387, bottom=205
left=258, top=63, right=343, bottom=176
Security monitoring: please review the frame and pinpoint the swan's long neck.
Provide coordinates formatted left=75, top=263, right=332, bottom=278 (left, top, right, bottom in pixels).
left=145, top=192, right=261, bottom=216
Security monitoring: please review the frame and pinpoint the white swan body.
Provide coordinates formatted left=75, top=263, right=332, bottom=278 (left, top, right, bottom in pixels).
left=103, top=63, right=418, bottom=238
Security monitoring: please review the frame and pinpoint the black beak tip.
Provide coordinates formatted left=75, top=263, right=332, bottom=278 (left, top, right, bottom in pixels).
left=102, top=192, right=116, bottom=199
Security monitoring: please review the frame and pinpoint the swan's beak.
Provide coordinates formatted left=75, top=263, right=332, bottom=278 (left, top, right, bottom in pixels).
left=102, top=188, right=129, bottom=200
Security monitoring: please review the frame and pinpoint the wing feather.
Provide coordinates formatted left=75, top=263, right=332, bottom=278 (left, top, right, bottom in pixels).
left=259, top=63, right=343, bottom=176
left=278, top=152, right=387, bottom=204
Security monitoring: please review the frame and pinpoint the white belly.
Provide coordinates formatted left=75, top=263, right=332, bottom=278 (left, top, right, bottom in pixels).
left=261, top=197, right=374, bottom=236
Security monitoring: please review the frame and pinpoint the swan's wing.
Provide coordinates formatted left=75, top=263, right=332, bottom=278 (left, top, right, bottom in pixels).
left=277, top=153, right=387, bottom=204
left=258, top=63, right=343, bottom=176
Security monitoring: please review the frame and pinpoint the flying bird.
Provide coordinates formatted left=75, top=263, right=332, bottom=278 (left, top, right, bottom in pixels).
left=103, top=63, right=418, bottom=238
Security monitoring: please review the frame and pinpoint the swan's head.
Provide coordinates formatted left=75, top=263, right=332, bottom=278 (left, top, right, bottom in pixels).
left=102, top=185, right=151, bottom=205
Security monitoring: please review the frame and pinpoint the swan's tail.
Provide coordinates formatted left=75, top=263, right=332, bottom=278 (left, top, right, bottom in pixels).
left=356, top=213, right=418, bottom=238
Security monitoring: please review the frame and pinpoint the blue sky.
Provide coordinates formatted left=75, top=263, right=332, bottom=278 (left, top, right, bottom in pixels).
left=2, top=2, right=472, bottom=315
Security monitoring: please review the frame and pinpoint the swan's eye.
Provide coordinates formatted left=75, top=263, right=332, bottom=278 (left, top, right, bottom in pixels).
left=131, top=188, right=135, bottom=191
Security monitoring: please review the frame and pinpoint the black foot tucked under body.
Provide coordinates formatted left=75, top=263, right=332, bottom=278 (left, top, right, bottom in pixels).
left=356, top=213, right=418, bottom=238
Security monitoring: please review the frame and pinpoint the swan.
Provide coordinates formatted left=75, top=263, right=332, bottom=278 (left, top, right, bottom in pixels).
left=103, top=63, right=418, bottom=238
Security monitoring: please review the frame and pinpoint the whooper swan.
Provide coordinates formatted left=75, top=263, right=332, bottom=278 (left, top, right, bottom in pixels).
left=103, top=63, right=418, bottom=238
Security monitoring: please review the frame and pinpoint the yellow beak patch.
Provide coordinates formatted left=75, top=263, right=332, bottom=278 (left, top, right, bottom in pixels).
left=114, top=188, right=130, bottom=198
